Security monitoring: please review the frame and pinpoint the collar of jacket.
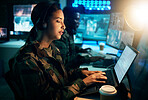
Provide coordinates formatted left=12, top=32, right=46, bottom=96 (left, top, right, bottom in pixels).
left=31, top=41, right=55, bottom=59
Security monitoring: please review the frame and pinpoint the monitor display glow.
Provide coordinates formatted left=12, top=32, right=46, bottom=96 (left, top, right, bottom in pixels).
left=72, top=0, right=111, bottom=11
left=106, top=29, right=122, bottom=49
left=109, top=13, right=125, bottom=30
left=77, top=14, right=110, bottom=41
left=13, top=4, right=36, bottom=32
left=0, top=28, right=7, bottom=38
left=106, top=13, right=135, bottom=50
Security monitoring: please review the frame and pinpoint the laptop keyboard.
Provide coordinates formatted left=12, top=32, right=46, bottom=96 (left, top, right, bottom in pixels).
left=104, top=70, right=115, bottom=86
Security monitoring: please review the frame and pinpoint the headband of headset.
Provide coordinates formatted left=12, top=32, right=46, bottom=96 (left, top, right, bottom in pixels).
left=33, top=2, right=60, bottom=30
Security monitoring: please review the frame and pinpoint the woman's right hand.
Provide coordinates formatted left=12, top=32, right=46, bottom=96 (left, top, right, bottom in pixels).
left=82, top=72, right=107, bottom=86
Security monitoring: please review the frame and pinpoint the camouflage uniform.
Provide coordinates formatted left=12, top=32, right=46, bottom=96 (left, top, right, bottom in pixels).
left=53, top=30, right=89, bottom=71
left=9, top=38, right=87, bottom=100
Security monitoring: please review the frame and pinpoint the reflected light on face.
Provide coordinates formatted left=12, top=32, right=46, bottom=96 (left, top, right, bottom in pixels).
left=46, top=10, right=65, bottom=40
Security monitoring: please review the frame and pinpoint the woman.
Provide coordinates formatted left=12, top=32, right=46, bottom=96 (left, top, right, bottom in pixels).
left=9, top=2, right=107, bottom=100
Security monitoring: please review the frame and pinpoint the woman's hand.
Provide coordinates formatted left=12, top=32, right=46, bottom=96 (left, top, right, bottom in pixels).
left=79, top=48, right=92, bottom=53
left=89, top=56, right=105, bottom=62
left=82, top=72, right=107, bottom=86
left=81, top=70, right=105, bottom=77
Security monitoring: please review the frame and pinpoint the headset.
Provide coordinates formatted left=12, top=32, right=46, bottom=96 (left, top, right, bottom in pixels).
left=35, top=4, right=52, bottom=30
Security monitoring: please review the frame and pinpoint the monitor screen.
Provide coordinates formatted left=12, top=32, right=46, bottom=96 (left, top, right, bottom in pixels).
left=109, top=13, right=125, bottom=30
left=121, top=31, right=134, bottom=48
left=74, top=32, right=83, bottom=44
left=0, top=28, right=7, bottom=39
left=13, top=4, right=36, bottom=32
left=72, top=0, right=111, bottom=11
left=107, top=29, right=134, bottom=50
left=106, top=29, right=122, bottom=49
left=77, top=14, right=110, bottom=41
left=106, top=13, right=135, bottom=50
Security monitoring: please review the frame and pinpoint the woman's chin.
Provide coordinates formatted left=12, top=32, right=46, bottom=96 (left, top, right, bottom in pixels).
left=56, top=35, right=61, bottom=40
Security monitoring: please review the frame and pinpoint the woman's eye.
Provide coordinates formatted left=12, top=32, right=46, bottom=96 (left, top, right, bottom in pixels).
left=56, top=20, right=61, bottom=23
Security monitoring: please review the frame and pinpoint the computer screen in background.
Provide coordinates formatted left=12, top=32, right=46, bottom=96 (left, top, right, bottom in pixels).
left=74, top=32, right=83, bottom=44
left=0, top=28, right=9, bottom=42
left=106, top=13, right=135, bottom=50
left=109, top=13, right=124, bottom=30
left=0, top=28, right=7, bottom=38
left=107, top=29, right=122, bottom=49
left=13, top=4, right=36, bottom=32
left=72, top=0, right=111, bottom=11
left=75, top=14, right=110, bottom=42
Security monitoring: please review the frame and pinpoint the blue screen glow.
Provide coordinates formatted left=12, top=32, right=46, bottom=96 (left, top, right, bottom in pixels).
left=72, top=0, right=111, bottom=10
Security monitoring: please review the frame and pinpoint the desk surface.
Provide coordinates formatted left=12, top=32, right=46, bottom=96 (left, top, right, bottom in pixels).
left=82, top=41, right=118, bottom=55
left=0, top=40, right=118, bottom=54
left=0, top=40, right=25, bottom=48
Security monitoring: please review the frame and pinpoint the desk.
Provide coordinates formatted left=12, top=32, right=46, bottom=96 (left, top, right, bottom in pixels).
left=82, top=41, right=118, bottom=55
left=0, top=40, right=25, bottom=77
left=80, top=41, right=118, bottom=70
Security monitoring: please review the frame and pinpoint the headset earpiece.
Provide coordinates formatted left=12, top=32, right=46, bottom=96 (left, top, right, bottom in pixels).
left=35, top=4, right=51, bottom=30
left=43, top=23, right=47, bottom=29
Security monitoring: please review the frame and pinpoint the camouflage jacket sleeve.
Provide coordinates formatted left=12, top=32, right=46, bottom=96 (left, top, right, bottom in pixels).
left=12, top=57, right=86, bottom=100
left=67, top=68, right=88, bottom=82
left=75, top=46, right=83, bottom=53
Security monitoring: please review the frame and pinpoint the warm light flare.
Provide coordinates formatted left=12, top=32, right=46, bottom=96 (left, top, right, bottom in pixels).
left=124, top=2, right=148, bottom=31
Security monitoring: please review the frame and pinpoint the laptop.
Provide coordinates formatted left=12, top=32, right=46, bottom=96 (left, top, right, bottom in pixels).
left=80, top=45, right=139, bottom=95
left=104, top=45, right=139, bottom=87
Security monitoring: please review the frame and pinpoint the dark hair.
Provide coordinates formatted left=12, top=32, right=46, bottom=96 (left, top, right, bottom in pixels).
left=31, top=1, right=61, bottom=27
left=26, top=2, right=61, bottom=43
left=63, top=7, right=79, bottom=18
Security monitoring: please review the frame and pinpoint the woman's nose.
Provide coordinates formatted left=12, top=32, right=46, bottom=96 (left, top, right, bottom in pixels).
left=62, top=22, right=66, bottom=30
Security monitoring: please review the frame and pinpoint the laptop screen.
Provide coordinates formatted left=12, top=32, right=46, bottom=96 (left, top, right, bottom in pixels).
left=114, top=46, right=137, bottom=83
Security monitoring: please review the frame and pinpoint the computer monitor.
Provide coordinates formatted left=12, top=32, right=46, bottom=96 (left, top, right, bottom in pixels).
left=74, top=32, right=83, bottom=44
left=106, top=13, right=135, bottom=50
left=106, top=29, right=122, bottom=49
left=72, top=0, right=111, bottom=11
left=0, top=28, right=9, bottom=42
left=13, top=4, right=36, bottom=32
left=76, top=14, right=110, bottom=41
left=108, top=13, right=125, bottom=30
